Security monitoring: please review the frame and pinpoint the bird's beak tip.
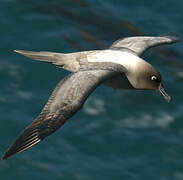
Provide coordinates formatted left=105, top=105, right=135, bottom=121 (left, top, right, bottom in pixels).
left=158, top=84, right=171, bottom=103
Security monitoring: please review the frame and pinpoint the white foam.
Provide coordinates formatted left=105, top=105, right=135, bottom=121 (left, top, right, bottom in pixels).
left=116, top=112, right=174, bottom=129
left=0, top=62, right=23, bottom=81
left=174, top=172, right=183, bottom=180
left=16, top=90, right=33, bottom=100
left=84, top=97, right=105, bottom=116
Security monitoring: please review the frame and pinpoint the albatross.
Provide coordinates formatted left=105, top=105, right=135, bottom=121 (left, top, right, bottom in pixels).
left=2, top=34, right=180, bottom=160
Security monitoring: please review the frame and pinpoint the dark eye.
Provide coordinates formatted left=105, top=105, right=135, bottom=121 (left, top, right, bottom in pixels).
left=151, top=75, right=157, bottom=81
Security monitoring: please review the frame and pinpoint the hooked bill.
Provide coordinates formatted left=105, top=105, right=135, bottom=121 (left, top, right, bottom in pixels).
left=158, top=84, right=171, bottom=102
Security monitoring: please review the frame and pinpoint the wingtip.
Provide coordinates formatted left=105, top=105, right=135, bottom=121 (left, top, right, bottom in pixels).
left=1, top=123, right=42, bottom=160
left=2, top=152, right=10, bottom=160
left=1, top=147, right=16, bottom=160
left=1, top=137, right=41, bottom=160
left=164, top=32, right=181, bottom=42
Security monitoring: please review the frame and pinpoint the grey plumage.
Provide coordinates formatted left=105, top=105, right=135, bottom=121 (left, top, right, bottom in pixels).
left=2, top=34, right=180, bottom=160
left=13, top=34, right=179, bottom=89
left=2, top=69, right=120, bottom=160
left=109, top=33, right=180, bottom=56
left=14, top=50, right=81, bottom=72
left=14, top=34, right=180, bottom=71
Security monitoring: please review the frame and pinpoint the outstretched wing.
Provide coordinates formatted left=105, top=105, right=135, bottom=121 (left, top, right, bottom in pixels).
left=2, top=69, right=119, bottom=160
left=110, top=33, right=180, bottom=56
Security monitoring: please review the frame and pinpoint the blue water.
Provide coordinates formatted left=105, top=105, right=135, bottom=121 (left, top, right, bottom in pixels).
left=1, top=0, right=183, bottom=179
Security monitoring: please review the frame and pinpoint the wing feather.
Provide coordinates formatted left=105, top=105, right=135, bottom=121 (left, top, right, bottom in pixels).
left=2, top=69, right=120, bottom=160
left=110, top=33, right=180, bottom=56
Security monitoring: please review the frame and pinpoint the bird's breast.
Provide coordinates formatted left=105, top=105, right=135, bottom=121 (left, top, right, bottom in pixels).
left=103, top=73, right=135, bottom=90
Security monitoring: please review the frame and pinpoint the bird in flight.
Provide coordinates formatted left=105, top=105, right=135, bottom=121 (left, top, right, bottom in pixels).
left=2, top=34, right=180, bottom=160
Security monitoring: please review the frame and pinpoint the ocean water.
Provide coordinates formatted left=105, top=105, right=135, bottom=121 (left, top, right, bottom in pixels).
left=0, top=0, right=183, bottom=179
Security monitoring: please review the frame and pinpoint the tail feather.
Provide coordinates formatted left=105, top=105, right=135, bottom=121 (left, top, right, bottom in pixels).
left=14, top=50, right=61, bottom=64
left=14, top=49, right=80, bottom=72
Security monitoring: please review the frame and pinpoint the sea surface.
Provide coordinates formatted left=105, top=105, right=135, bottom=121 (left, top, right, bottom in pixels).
left=0, top=0, right=183, bottom=179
